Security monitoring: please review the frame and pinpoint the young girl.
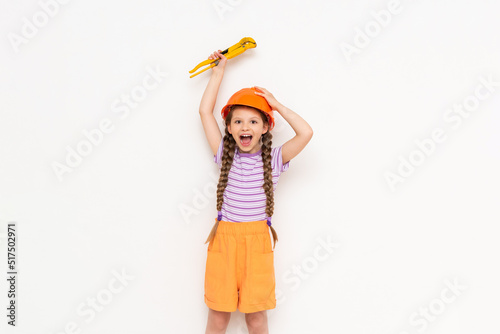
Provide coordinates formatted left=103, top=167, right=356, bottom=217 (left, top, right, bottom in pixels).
left=199, top=49, right=313, bottom=333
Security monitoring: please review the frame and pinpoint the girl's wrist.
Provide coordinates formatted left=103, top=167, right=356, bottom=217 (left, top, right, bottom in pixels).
left=275, top=103, right=285, bottom=112
left=212, top=69, right=224, bottom=76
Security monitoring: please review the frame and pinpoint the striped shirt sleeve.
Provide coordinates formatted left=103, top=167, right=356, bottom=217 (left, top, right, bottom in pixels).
left=271, top=145, right=290, bottom=175
left=213, top=137, right=224, bottom=169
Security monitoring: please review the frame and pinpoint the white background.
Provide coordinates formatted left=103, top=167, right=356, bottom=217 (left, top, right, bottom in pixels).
left=1, top=0, right=499, bottom=333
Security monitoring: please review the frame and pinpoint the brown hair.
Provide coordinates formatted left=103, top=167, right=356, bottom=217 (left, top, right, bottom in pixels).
left=205, top=104, right=278, bottom=248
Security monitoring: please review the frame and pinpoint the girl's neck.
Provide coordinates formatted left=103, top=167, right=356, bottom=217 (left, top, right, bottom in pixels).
left=237, top=146, right=262, bottom=156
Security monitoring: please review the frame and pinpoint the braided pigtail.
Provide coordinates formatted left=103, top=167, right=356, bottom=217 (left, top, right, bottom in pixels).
left=205, top=124, right=236, bottom=246
left=261, top=131, right=278, bottom=249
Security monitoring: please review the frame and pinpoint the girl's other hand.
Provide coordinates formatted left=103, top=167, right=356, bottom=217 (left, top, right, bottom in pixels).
left=208, top=50, right=227, bottom=75
left=253, top=86, right=282, bottom=111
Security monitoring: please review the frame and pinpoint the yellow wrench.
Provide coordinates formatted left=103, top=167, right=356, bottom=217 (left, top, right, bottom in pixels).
left=189, top=37, right=257, bottom=78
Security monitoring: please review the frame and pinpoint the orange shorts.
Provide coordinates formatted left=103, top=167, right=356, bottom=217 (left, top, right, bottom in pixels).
left=204, top=219, right=276, bottom=313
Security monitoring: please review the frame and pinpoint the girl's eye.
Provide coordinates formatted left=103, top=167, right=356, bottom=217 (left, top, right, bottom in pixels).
left=234, top=120, right=258, bottom=124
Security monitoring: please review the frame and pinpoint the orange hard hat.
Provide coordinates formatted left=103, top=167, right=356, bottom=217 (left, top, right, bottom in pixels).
left=221, top=87, right=275, bottom=130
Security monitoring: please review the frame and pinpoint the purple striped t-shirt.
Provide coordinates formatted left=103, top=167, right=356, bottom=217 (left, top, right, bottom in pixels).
left=214, top=138, right=290, bottom=222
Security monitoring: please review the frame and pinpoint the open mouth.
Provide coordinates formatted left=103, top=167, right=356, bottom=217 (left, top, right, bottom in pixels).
left=240, top=134, right=252, bottom=147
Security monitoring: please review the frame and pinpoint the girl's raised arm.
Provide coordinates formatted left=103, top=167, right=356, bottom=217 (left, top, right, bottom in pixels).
left=199, top=50, right=227, bottom=156
left=276, top=103, right=314, bottom=165
left=253, top=86, right=313, bottom=165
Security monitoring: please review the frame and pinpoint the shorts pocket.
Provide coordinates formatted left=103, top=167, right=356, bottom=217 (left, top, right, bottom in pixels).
left=205, top=249, right=230, bottom=302
left=248, top=250, right=275, bottom=305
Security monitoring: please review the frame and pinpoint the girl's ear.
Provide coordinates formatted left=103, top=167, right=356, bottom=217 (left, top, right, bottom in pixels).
left=227, top=124, right=232, bottom=134
left=262, top=123, right=269, bottom=135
